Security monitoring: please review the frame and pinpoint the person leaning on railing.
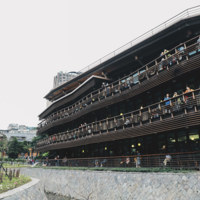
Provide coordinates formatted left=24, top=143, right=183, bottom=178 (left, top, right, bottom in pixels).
left=164, top=93, right=171, bottom=114
left=183, top=86, right=194, bottom=103
left=172, top=92, right=182, bottom=112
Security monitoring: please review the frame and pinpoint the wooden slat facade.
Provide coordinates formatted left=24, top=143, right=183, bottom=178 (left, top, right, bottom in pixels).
left=38, top=53, right=200, bottom=134
left=37, top=109, right=200, bottom=152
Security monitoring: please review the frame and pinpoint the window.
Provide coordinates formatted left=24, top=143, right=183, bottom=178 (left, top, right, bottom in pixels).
left=177, top=130, right=188, bottom=152
left=157, top=133, right=167, bottom=153
left=188, top=129, right=200, bottom=151
left=167, top=132, right=177, bottom=153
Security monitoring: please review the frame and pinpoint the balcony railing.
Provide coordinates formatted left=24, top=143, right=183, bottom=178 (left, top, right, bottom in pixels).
left=53, top=6, right=200, bottom=89
left=38, top=151, right=200, bottom=170
left=38, top=35, right=200, bottom=131
left=37, top=88, right=200, bottom=149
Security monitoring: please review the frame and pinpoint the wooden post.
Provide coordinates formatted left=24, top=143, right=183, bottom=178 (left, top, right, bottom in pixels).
left=146, top=65, right=149, bottom=80
left=148, top=106, right=152, bottom=123
left=170, top=100, right=174, bottom=118
left=184, top=43, right=188, bottom=60
left=159, top=103, right=163, bottom=121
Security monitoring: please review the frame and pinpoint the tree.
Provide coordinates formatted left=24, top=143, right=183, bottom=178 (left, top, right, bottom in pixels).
left=0, top=135, right=8, bottom=157
left=7, top=137, right=29, bottom=159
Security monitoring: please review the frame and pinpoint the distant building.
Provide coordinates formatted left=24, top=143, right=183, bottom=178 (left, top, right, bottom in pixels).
left=53, top=71, right=79, bottom=88
left=0, top=124, right=37, bottom=142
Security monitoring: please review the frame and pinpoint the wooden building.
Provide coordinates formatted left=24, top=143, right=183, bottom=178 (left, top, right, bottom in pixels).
left=37, top=6, right=200, bottom=159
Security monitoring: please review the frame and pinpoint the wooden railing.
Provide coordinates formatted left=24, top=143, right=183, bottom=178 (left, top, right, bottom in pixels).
left=38, top=35, right=200, bottom=131
left=39, top=151, right=200, bottom=169
left=37, top=88, right=200, bottom=148
left=52, top=6, right=200, bottom=88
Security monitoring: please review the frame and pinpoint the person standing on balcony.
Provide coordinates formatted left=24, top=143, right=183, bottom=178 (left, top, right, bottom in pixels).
left=173, top=92, right=181, bottom=111
left=164, top=93, right=170, bottom=105
left=184, top=86, right=194, bottom=103
left=164, top=93, right=171, bottom=114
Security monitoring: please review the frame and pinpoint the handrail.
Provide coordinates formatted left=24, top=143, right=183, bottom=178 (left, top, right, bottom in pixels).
left=38, top=151, right=200, bottom=169
left=40, top=150, right=200, bottom=161
left=37, top=88, right=200, bottom=148
left=37, top=151, right=200, bottom=172
left=38, top=34, right=200, bottom=129
left=52, top=6, right=200, bottom=89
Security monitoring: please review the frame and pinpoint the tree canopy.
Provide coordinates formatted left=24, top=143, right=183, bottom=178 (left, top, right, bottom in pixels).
left=7, top=137, right=29, bottom=159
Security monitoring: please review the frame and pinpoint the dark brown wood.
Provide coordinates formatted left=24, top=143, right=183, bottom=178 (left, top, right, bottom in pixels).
left=39, top=76, right=109, bottom=119
left=37, top=109, right=200, bottom=152
left=38, top=54, right=200, bottom=134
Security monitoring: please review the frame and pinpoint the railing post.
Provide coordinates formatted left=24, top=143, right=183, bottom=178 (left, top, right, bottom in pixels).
left=98, top=89, right=100, bottom=102
left=91, top=123, right=94, bottom=136
left=119, top=80, right=122, bottom=93
left=122, top=115, right=125, bottom=130
left=139, top=110, right=142, bottom=125
left=99, top=121, right=102, bottom=134
left=175, top=48, right=179, bottom=65
left=114, top=117, right=117, bottom=131
left=155, top=61, right=159, bottom=75
left=192, top=91, right=198, bottom=112
left=170, top=100, right=174, bottom=118
left=148, top=106, right=152, bottom=123
left=146, top=65, right=149, bottom=80
left=131, top=113, right=134, bottom=128
left=183, top=94, right=188, bottom=114
left=111, top=83, right=114, bottom=96
left=159, top=103, right=163, bottom=121
left=91, top=93, right=93, bottom=104
left=184, top=43, right=188, bottom=60
left=138, top=71, right=141, bottom=84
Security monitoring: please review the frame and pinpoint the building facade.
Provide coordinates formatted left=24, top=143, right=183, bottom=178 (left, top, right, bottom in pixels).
left=0, top=124, right=37, bottom=142
left=53, top=71, right=79, bottom=89
left=37, top=7, right=200, bottom=161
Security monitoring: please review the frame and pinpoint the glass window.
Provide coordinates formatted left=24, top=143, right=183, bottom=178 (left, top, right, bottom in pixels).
left=144, top=135, right=154, bottom=154
left=177, top=131, right=187, bottom=142
left=188, top=129, right=200, bottom=151
left=157, top=133, right=166, bottom=154
left=189, top=134, right=199, bottom=141
left=177, top=130, right=188, bottom=152
left=167, top=132, right=177, bottom=153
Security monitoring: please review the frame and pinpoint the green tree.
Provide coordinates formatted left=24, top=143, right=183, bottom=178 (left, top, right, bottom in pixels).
left=7, top=137, right=29, bottom=159
left=0, top=135, right=8, bottom=157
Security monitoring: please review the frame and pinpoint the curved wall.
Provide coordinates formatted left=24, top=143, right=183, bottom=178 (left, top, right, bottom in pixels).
left=21, top=168, right=200, bottom=200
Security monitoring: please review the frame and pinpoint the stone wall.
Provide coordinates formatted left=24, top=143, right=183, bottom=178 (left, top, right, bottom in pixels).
left=20, top=168, right=200, bottom=200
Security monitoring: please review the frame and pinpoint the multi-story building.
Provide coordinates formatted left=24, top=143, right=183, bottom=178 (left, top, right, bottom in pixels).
left=0, top=124, right=37, bottom=142
left=37, top=7, right=200, bottom=164
left=53, top=71, right=79, bottom=89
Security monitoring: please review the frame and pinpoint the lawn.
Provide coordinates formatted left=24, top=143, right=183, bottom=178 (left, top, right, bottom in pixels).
left=3, top=163, right=30, bottom=168
left=0, top=174, right=31, bottom=194
left=34, top=165, right=196, bottom=173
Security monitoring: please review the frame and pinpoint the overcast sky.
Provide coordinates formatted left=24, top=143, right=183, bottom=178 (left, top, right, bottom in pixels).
left=0, top=0, right=199, bottom=129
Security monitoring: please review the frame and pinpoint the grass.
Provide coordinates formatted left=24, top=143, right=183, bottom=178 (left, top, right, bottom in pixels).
left=2, top=163, right=30, bottom=168
left=33, top=165, right=196, bottom=173
left=0, top=174, right=31, bottom=194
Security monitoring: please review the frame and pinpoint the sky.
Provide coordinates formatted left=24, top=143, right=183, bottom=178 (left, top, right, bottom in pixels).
left=0, top=0, right=200, bottom=129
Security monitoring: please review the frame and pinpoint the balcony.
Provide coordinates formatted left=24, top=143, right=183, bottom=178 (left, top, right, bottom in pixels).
left=38, top=35, right=200, bottom=134
left=37, top=88, right=200, bottom=151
